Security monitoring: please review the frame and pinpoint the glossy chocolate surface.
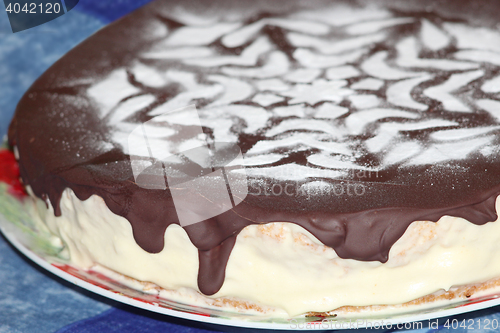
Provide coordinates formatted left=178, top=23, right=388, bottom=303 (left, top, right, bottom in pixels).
left=9, top=0, right=500, bottom=295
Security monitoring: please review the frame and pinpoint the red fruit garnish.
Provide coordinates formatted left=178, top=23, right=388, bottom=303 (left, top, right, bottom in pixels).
left=0, top=149, right=27, bottom=198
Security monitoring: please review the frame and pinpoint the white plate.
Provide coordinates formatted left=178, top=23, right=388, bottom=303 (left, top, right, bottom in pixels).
left=2, top=182, right=500, bottom=330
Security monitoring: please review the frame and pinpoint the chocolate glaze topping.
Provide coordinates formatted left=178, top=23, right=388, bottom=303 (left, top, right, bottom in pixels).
left=9, top=0, right=500, bottom=295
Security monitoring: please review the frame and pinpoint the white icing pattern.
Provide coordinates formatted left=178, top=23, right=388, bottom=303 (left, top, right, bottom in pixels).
left=86, top=4, right=500, bottom=181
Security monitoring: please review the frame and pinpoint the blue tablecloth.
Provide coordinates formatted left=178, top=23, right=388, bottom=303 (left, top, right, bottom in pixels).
left=1, top=1, right=500, bottom=332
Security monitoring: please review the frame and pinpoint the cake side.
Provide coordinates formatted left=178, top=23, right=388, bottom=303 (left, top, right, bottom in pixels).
left=25, top=187, right=500, bottom=316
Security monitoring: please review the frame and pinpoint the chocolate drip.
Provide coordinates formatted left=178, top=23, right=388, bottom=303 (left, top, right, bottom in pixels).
left=198, top=236, right=237, bottom=296
left=8, top=0, right=500, bottom=296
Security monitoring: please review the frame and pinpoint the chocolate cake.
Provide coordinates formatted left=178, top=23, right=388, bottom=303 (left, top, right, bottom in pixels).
left=8, top=0, right=500, bottom=317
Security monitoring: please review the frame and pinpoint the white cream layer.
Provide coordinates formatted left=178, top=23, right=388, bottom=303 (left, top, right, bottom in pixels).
left=29, top=188, right=500, bottom=317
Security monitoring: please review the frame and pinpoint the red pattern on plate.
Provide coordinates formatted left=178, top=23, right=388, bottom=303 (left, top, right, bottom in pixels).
left=51, top=262, right=212, bottom=315
left=0, top=149, right=26, bottom=198
left=458, top=295, right=500, bottom=308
